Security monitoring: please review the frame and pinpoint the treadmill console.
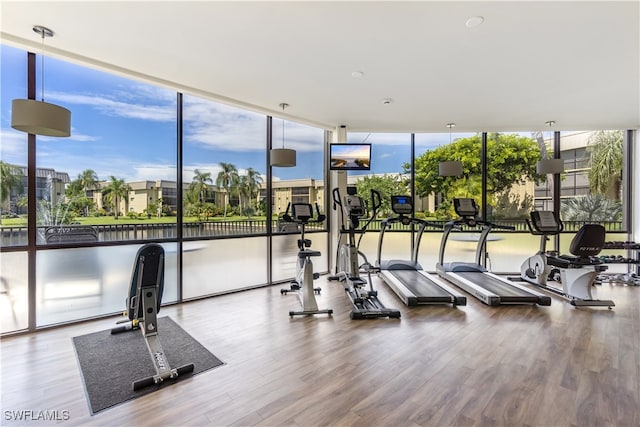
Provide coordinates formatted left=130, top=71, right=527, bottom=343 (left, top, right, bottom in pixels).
left=453, top=198, right=478, bottom=217
left=391, top=195, right=413, bottom=215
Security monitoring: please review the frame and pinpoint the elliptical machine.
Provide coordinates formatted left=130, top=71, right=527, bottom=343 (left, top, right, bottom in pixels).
left=329, top=187, right=400, bottom=319
left=111, top=243, right=195, bottom=391
left=280, top=203, right=333, bottom=317
left=519, top=210, right=614, bottom=308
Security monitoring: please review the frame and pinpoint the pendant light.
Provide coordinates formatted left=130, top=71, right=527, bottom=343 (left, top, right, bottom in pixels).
left=270, top=103, right=296, bottom=167
left=439, top=123, right=463, bottom=176
left=536, top=120, right=564, bottom=174
left=11, top=25, right=71, bottom=137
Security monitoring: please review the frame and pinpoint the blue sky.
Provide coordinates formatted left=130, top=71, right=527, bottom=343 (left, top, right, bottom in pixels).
left=1, top=44, right=468, bottom=184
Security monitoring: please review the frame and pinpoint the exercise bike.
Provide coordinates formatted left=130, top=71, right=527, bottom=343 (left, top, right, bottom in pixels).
left=111, top=243, right=195, bottom=390
left=518, top=210, right=614, bottom=308
left=329, top=187, right=400, bottom=319
left=280, top=203, right=333, bottom=317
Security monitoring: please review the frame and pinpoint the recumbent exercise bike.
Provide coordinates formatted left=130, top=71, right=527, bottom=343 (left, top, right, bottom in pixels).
left=520, top=211, right=614, bottom=308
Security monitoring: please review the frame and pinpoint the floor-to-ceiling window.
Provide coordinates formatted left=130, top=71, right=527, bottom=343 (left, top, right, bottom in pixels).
left=482, top=131, right=548, bottom=272
left=1, top=45, right=332, bottom=332
left=271, top=118, right=326, bottom=282
left=181, top=95, right=268, bottom=298
left=413, top=130, right=477, bottom=270
left=0, top=46, right=28, bottom=332
left=343, top=132, right=411, bottom=271
left=32, top=53, right=179, bottom=326
left=556, top=130, right=631, bottom=279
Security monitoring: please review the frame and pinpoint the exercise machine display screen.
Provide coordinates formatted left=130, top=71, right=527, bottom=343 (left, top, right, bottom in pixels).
left=391, top=195, right=413, bottom=215
left=454, top=198, right=477, bottom=217
left=292, top=203, right=312, bottom=220
left=531, top=211, right=560, bottom=232
left=344, top=195, right=365, bottom=217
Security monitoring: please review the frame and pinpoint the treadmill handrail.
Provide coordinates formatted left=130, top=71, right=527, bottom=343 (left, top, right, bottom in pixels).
left=377, top=217, right=427, bottom=266
left=377, top=214, right=441, bottom=267
left=439, top=216, right=515, bottom=267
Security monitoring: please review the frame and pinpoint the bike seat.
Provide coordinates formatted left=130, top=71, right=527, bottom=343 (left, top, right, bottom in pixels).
left=299, top=250, right=321, bottom=258
left=547, top=254, right=605, bottom=268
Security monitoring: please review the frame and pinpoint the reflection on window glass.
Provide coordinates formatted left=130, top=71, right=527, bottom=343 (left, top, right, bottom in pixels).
left=0, top=251, right=28, bottom=333
left=1, top=45, right=28, bottom=247
left=33, top=54, right=177, bottom=244
left=35, top=243, right=177, bottom=326
left=182, top=95, right=267, bottom=237
left=182, top=238, right=268, bottom=298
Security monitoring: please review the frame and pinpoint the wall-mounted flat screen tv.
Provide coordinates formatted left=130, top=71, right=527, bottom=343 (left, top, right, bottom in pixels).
left=329, top=143, right=371, bottom=171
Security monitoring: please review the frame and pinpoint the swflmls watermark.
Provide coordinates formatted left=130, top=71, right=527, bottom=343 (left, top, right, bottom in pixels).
left=4, top=409, right=71, bottom=422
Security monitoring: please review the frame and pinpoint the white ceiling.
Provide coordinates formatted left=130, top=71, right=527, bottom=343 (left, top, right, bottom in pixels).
left=1, top=1, right=639, bottom=133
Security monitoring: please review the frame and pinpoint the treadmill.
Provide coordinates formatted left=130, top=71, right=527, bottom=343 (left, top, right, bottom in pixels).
left=435, top=198, right=551, bottom=306
left=376, top=195, right=466, bottom=307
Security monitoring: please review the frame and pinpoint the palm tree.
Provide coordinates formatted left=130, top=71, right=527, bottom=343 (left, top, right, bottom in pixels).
left=215, top=162, right=238, bottom=217
left=244, top=168, right=263, bottom=211
left=587, top=130, right=623, bottom=199
left=190, top=169, right=213, bottom=203
left=76, top=169, right=98, bottom=216
left=0, top=161, right=24, bottom=213
left=236, top=175, right=252, bottom=217
left=78, top=169, right=98, bottom=194
left=102, top=176, right=131, bottom=219
left=561, top=194, right=622, bottom=222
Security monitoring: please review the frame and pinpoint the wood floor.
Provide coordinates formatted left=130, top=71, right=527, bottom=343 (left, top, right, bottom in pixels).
left=1, top=274, right=639, bottom=426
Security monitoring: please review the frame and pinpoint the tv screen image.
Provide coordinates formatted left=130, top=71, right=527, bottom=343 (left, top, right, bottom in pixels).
left=329, top=143, right=371, bottom=170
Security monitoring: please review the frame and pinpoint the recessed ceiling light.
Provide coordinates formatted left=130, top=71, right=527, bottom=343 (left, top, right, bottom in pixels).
left=351, top=71, right=364, bottom=78
left=465, top=16, right=484, bottom=28
left=381, top=98, right=393, bottom=105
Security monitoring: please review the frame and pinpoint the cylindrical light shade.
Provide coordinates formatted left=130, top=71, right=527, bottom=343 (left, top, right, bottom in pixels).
left=536, top=158, right=564, bottom=174
left=439, top=160, right=463, bottom=177
left=11, top=98, right=71, bottom=137
left=270, top=148, right=296, bottom=167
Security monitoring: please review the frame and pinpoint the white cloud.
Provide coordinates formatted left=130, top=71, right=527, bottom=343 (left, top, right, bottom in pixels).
left=0, top=130, right=28, bottom=163
left=131, top=165, right=178, bottom=182
left=53, top=91, right=175, bottom=122
left=183, top=97, right=324, bottom=153
left=44, top=85, right=326, bottom=154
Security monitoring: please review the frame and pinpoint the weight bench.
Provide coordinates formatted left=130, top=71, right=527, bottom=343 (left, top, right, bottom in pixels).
left=111, top=243, right=194, bottom=391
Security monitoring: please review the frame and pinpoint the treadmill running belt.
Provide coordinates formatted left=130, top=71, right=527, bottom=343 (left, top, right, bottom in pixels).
left=390, top=270, right=453, bottom=301
left=454, top=271, right=539, bottom=302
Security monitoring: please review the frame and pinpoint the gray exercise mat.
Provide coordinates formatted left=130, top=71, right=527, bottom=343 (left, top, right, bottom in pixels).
left=72, top=316, right=224, bottom=414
